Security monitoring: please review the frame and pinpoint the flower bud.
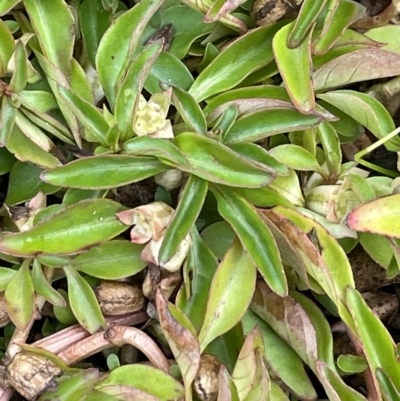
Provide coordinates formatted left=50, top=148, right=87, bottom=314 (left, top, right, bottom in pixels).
left=95, top=281, right=145, bottom=316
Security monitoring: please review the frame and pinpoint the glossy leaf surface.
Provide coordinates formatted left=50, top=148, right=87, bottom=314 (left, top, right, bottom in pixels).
left=64, top=265, right=106, bottom=333
left=0, top=199, right=127, bottom=256
left=198, top=238, right=257, bottom=351
left=41, top=155, right=167, bottom=189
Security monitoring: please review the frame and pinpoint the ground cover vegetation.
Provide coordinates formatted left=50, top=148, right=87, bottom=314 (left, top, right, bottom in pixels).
left=1, top=0, right=400, bottom=400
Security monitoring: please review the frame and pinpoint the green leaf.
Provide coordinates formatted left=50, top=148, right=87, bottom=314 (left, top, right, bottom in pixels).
left=288, top=0, right=327, bottom=48
left=224, top=109, right=321, bottom=144
left=347, top=287, right=400, bottom=393
left=24, top=0, right=74, bottom=75
left=313, top=1, right=366, bottom=54
left=272, top=206, right=355, bottom=327
left=121, top=136, right=188, bottom=166
left=63, top=189, right=108, bottom=207
left=273, top=22, right=315, bottom=113
left=0, top=199, right=128, bottom=256
left=97, top=364, right=185, bottom=401
left=0, top=96, right=17, bottom=146
left=172, top=87, right=207, bottom=135
left=316, top=362, right=368, bottom=401
left=336, top=354, right=368, bottom=374
left=5, top=260, right=35, bottom=330
left=32, top=259, right=66, bottom=307
left=79, top=0, right=113, bottom=67
left=317, top=90, right=400, bottom=150
left=242, top=310, right=317, bottom=399
left=0, top=0, right=21, bottom=16
left=41, top=155, right=167, bottom=189
left=177, top=229, right=219, bottom=332
left=58, top=86, right=109, bottom=146
left=0, top=19, right=14, bottom=76
left=64, top=265, right=106, bottom=333
left=269, top=144, right=321, bottom=171
left=228, top=142, right=288, bottom=176
left=0, top=267, right=16, bottom=291
left=212, top=187, right=287, bottom=296
left=173, top=132, right=275, bottom=187
left=347, top=194, right=400, bottom=238
left=201, top=221, right=236, bottom=260
left=377, top=369, right=400, bottom=401
left=39, top=369, right=99, bottom=401
left=160, top=176, right=207, bottom=263
left=152, top=5, right=214, bottom=60
left=317, top=122, right=341, bottom=177
left=53, top=288, right=77, bottom=326
left=6, top=124, right=61, bottom=168
left=115, top=43, right=162, bottom=141
left=96, top=0, right=164, bottom=108
left=5, top=161, right=59, bottom=205
left=198, top=238, right=257, bottom=351
left=71, top=240, right=147, bottom=279
left=9, top=41, right=28, bottom=93
left=145, top=51, right=194, bottom=94
left=189, top=22, right=287, bottom=102
left=0, top=147, right=16, bottom=174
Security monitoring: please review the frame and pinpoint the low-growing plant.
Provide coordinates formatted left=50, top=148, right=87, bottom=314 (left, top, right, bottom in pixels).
left=1, top=0, right=400, bottom=400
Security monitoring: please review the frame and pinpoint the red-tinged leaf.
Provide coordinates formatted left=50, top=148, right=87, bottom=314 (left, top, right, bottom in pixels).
left=347, top=287, right=400, bottom=393
left=242, top=310, right=317, bottom=400
left=218, top=365, right=240, bottom=401
left=5, top=260, right=35, bottom=330
left=347, top=194, right=400, bottom=238
left=232, top=327, right=264, bottom=400
left=156, top=290, right=201, bottom=400
left=0, top=199, right=127, bottom=256
left=273, top=22, right=315, bottom=113
left=251, top=281, right=318, bottom=370
left=313, top=49, right=400, bottom=91
left=205, top=0, right=245, bottom=22
left=89, top=385, right=161, bottom=401
left=316, top=361, right=368, bottom=401
left=270, top=206, right=355, bottom=328
left=198, top=238, right=257, bottom=352
left=242, top=351, right=269, bottom=401
left=317, top=90, right=400, bottom=150
left=64, top=265, right=106, bottom=334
